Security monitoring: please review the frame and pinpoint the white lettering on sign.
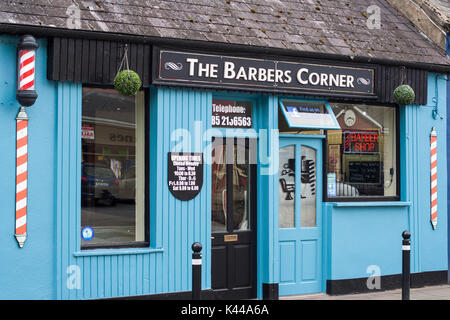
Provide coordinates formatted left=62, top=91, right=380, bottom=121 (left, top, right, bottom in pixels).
left=297, top=68, right=355, bottom=88
left=212, top=100, right=253, bottom=128
left=186, top=58, right=219, bottom=78
left=212, top=104, right=246, bottom=114
left=210, top=60, right=294, bottom=84
left=168, top=154, right=201, bottom=192
left=224, top=61, right=235, bottom=79
left=188, top=59, right=357, bottom=88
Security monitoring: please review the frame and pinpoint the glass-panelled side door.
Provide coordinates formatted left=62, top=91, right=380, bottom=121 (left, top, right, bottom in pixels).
left=278, top=137, right=323, bottom=295
left=211, top=137, right=257, bottom=299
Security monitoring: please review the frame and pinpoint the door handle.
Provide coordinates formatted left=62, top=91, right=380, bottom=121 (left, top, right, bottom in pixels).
left=211, top=236, right=215, bottom=240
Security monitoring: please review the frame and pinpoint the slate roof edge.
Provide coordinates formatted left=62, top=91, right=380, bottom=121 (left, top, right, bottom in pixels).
left=415, top=0, right=450, bottom=29
left=383, top=0, right=449, bottom=56
left=1, top=22, right=449, bottom=73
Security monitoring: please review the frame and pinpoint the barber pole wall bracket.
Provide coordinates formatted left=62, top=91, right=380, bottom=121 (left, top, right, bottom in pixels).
left=430, top=127, right=437, bottom=230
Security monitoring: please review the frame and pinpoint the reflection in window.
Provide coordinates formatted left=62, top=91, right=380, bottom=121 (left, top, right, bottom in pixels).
left=211, top=140, right=227, bottom=232
left=301, top=146, right=316, bottom=227
left=233, top=140, right=250, bottom=231
left=326, top=104, right=397, bottom=199
left=81, top=87, right=146, bottom=248
left=279, top=145, right=295, bottom=228
left=211, top=138, right=252, bottom=232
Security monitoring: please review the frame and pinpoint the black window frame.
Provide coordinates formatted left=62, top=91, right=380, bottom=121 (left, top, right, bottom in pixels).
left=323, top=102, right=401, bottom=203
left=80, top=85, right=150, bottom=250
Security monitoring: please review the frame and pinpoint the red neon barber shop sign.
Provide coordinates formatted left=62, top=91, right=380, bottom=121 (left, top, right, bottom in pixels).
left=343, top=130, right=379, bottom=154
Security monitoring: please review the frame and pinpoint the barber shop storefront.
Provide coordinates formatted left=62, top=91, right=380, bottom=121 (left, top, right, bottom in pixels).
left=0, top=33, right=448, bottom=300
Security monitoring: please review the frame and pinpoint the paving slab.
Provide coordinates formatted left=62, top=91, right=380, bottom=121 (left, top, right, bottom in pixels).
left=280, top=284, right=450, bottom=300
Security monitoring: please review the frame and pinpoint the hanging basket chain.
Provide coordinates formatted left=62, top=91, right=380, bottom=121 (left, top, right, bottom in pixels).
left=117, top=44, right=129, bottom=75
left=401, top=66, right=406, bottom=85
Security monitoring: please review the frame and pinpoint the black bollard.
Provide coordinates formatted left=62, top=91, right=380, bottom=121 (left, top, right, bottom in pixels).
left=192, top=242, right=202, bottom=300
left=402, top=230, right=411, bottom=300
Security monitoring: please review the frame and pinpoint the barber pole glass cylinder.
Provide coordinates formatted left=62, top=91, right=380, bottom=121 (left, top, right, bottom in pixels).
left=430, top=127, right=437, bottom=229
left=16, top=35, right=38, bottom=107
left=19, top=49, right=35, bottom=90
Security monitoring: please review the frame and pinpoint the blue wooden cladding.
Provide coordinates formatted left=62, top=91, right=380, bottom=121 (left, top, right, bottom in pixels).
left=56, top=85, right=213, bottom=299
left=54, top=81, right=280, bottom=299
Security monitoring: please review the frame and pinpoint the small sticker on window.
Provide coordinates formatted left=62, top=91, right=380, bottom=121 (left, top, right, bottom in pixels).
left=327, top=173, right=337, bottom=197
left=81, top=226, right=94, bottom=241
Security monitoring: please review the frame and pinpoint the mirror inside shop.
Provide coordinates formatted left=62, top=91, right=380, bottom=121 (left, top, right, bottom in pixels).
left=80, top=87, right=145, bottom=247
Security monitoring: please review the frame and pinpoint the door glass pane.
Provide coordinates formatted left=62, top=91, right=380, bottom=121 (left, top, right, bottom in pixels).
left=301, top=146, right=316, bottom=227
left=211, top=140, right=227, bottom=232
left=233, top=140, right=250, bottom=230
left=279, top=145, right=295, bottom=228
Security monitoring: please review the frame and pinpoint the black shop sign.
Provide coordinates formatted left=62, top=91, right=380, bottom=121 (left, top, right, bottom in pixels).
left=168, top=152, right=203, bottom=201
left=155, top=49, right=375, bottom=96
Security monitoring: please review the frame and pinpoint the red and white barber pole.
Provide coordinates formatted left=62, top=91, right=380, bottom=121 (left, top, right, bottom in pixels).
left=15, top=108, right=28, bottom=247
left=14, top=35, right=38, bottom=248
left=430, top=127, right=437, bottom=230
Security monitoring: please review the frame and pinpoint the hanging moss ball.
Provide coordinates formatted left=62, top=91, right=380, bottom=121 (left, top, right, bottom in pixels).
left=393, top=84, right=415, bottom=106
left=114, top=70, right=142, bottom=96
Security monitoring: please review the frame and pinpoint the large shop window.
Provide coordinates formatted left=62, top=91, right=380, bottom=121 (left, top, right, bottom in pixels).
left=325, top=103, right=398, bottom=200
left=81, top=87, right=147, bottom=248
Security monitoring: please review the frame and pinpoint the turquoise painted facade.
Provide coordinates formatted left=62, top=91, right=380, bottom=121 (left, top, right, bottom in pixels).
left=0, top=36, right=56, bottom=299
left=446, top=33, right=450, bottom=282
left=325, top=72, right=448, bottom=281
left=0, top=34, right=448, bottom=299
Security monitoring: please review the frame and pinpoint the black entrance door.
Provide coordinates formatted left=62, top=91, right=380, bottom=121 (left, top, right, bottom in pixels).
left=211, top=137, right=257, bottom=299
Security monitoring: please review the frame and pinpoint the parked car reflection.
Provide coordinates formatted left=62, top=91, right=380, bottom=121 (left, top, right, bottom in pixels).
left=118, top=166, right=135, bottom=202
left=81, top=163, right=118, bottom=206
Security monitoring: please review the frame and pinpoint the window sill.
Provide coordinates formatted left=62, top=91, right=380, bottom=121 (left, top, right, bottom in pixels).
left=328, top=201, right=412, bottom=208
left=73, top=247, right=164, bottom=257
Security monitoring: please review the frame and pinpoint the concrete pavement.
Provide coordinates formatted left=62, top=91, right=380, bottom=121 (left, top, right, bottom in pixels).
left=280, top=284, right=450, bottom=300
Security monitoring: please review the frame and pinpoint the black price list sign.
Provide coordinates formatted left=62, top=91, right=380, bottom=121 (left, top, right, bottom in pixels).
left=168, top=152, right=203, bottom=201
left=212, top=100, right=253, bottom=128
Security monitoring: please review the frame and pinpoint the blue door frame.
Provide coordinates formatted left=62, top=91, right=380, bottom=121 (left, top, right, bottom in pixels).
left=278, top=136, right=324, bottom=295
